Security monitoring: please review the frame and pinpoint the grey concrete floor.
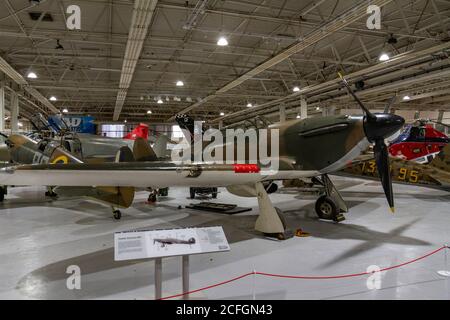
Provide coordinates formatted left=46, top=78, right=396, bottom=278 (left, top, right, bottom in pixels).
left=0, top=176, right=449, bottom=300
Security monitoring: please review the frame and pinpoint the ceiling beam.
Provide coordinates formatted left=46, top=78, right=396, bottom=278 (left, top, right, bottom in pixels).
left=113, top=0, right=158, bottom=121
left=168, top=0, right=393, bottom=121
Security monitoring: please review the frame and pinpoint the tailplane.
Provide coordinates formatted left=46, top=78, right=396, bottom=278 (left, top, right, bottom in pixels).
left=133, top=137, right=157, bottom=161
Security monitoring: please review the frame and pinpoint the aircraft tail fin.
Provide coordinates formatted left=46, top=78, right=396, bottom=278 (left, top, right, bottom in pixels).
left=115, top=146, right=135, bottom=163
left=132, top=137, right=157, bottom=161
left=123, top=123, right=149, bottom=140
left=429, top=144, right=450, bottom=170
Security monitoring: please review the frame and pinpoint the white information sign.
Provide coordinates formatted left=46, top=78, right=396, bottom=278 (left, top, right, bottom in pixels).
left=114, top=226, right=230, bottom=261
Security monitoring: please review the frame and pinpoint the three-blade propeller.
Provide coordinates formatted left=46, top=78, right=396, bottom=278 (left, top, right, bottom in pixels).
left=338, top=73, right=404, bottom=212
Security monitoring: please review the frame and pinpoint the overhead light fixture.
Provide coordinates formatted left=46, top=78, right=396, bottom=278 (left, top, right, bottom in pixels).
left=379, top=53, right=390, bottom=61
left=186, top=97, right=192, bottom=102
left=62, top=108, right=68, bottom=113
left=49, top=96, right=57, bottom=101
left=403, top=95, right=411, bottom=101
left=124, top=119, right=127, bottom=123
left=147, top=110, right=152, bottom=114
left=157, top=98, right=163, bottom=104
left=217, top=36, right=229, bottom=46
left=140, top=96, right=144, bottom=101
left=27, top=71, right=37, bottom=79
left=316, top=107, right=320, bottom=111
left=176, top=80, right=184, bottom=87
left=296, top=114, right=301, bottom=119
left=220, top=112, right=225, bottom=116
left=293, top=86, right=300, bottom=92
left=247, top=103, right=253, bottom=108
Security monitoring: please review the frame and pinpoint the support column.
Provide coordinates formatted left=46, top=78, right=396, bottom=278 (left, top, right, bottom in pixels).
left=0, top=80, right=5, bottom=132
left=414, top=110, right=420, bottom=120
left=300, top=98, right=308, bottom=119
left=218, top=120, right=223, bottom=130
left=279, top=105, right=286, bottom=123
left=10, top=91, right=19, bottom=132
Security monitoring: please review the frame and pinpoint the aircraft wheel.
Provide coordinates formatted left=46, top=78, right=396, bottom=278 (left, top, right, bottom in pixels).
left=0, top=187, right=5, bottom=202
left=189, top=188, right=196, bottom=199
left=148, top=193, right=157, bottom=202
left=113, top=210, right=122, bottom=220
left=315, top=195, right=338, bottom=220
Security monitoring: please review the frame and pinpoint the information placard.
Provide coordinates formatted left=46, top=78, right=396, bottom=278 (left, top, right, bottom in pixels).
left=114, top=226, right=230, bottom=261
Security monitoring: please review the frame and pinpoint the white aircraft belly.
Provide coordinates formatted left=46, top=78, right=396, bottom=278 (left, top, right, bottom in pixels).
left=0, top=168, right=321, bottom=188
left=0, top=170, right=264, bottom=188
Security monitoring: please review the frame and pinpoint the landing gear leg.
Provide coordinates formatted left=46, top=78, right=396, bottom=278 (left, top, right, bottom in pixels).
left=0, top=186, right=6, bottom=202
left=314, top=174, right=347, bottom=222
left=254, top=182, right=293, bottom=240
left=45, top=186, right=58, bottom=198
left=112, top=207, right=122, bottom=220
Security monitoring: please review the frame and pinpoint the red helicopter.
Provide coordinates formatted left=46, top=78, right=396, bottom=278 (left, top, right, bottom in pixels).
left=388, top=119, right=449, bottom=163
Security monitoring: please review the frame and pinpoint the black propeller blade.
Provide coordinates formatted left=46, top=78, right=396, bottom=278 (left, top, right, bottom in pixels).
left=373, top=139, right=395, bottom=212
left=338, top=73, right=404, bottom=212
left=338, top=72, right=376, bottom=121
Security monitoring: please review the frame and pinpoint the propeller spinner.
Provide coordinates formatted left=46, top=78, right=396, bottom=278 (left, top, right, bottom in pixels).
left=338, top=73, right=405, bottom=212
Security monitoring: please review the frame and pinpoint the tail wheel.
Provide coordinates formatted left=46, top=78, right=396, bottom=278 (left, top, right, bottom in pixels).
left=315, top=195, right=338, bottom=220
left=113, top=210, right=122, bottom=220
left=148, top=193, right=157, bottom=202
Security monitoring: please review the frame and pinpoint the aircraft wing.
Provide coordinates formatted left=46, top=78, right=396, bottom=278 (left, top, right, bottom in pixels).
left=0, top=162, right=263, bottom=188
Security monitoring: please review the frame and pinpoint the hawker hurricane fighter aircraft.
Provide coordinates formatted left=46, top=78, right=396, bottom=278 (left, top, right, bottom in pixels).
left=0, top=77, right=404, bottom=238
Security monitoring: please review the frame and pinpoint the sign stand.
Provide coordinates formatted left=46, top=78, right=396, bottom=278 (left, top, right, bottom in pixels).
left=182, top=255, right=190, bottom=299
left=153, top=255, right=190, bottom=300
left=115, top=226, right=230, bottom=300
left=155, top=258, right=162, bottom=299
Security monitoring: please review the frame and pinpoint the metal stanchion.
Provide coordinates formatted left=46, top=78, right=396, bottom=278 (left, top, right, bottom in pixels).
left=437, top=244, right=450, bottom=277
left=155, top=258, right=162, bottom=299
left=182, top=255, right=190, bottom=300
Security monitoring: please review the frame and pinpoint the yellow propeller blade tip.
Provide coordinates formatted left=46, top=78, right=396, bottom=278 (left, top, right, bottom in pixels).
left=337, top=72, right=343, bottom=78
left=390, top=207, right=395, bottom=213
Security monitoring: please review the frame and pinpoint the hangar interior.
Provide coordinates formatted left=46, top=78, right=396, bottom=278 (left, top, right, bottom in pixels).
left=0, top=0, right=449, bottom=300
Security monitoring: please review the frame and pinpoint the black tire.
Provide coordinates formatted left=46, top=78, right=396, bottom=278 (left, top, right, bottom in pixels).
left=0, top=187, right=4, bottom=202
left=315, top=195, right=338, bottom=220
left=113, top=210, right=122, bottom=220
left=148, top=193, right=157, bottom=202
left=189, top=188, right=196, bottom=199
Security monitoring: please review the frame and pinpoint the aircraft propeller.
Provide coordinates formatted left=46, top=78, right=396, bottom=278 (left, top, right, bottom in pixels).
left=338, top=73, right=404, bottom=212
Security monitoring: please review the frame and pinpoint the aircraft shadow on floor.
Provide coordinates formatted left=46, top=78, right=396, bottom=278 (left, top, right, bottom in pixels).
left=15, top=199, right=432, bottom=299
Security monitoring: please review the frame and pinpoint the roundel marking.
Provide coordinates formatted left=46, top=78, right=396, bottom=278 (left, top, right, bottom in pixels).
left=52, top=155, right=69, bottom=164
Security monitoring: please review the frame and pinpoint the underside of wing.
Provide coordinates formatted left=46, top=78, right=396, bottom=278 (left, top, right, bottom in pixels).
left=0, top=162, right=263, bottom=188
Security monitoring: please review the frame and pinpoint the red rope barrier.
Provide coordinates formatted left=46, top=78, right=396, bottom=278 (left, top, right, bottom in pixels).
left=159, top=245, right=448, bottom=300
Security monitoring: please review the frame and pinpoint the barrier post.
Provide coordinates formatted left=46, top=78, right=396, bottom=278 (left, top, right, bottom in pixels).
left=437, top=244, right=450, bottom=277
left=252, top=269, right=256, bottom=300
